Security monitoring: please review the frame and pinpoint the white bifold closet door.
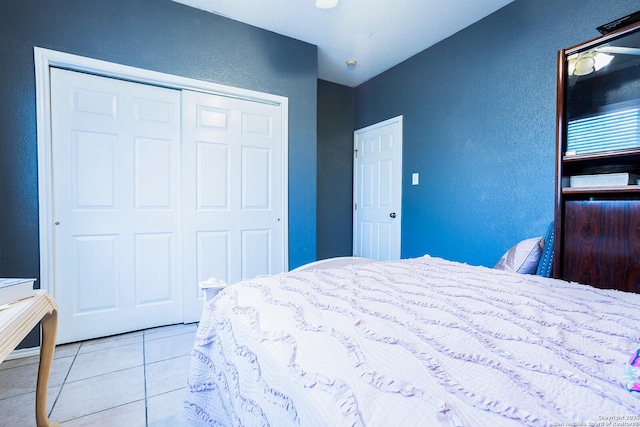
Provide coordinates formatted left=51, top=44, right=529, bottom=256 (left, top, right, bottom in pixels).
left=180, top=90, right=284, bottom=323
left=50, top=68, right=284, bottom=343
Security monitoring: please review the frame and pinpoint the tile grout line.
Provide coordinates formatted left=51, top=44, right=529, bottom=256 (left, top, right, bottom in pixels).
left=76, top=337, right=144, bottom=355
left=143, top=329, right=149, bottom=427
left=48, top=340, right=81, bottom=419
left=57, top=399, right=148, bottom=424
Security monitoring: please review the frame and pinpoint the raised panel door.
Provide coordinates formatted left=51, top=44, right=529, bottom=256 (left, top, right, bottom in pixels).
left=353, top=116, right=402, bottom=261
left=51, top=68, right=182, bottom=343
left=181, top=90, right=285, bottom=322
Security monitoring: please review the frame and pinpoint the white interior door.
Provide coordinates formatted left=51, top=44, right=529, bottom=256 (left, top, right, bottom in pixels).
left=50, top=68, right=182, bottom=343
left=181, top=90, right=285, bottom=322
left=353, top=116, right=403, bottom=261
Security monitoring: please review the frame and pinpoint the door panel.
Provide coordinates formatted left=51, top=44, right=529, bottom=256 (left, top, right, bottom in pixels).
left=196, top=231, right=230, bottom=287
left=181, top=90, right=284, bottom=322
left=353, top=116, right=403, bottom=261
left=73, top=131, right=117, bottom=209
left=134, top=233, right=173, bottom=305
left=73, top=235, right=118, bottom=312
left=242, top=229, right=271, bottom=279
left=135, top=138, right=173, bottom=209
left=242, top=147, right=271, bottom=209
left=378, top=223, right=392, bottom=261
left=51, top=68, right=182, bottom=343
left=197, top=142, right=229, bottom=208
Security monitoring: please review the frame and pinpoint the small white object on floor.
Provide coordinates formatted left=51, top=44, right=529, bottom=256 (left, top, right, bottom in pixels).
left=199, top=277, right=228, bottom=307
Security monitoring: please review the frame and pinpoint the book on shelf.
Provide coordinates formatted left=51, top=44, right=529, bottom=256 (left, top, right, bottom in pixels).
left=569, top=172, right=640, bottom=188
left=0, top=278, right=36, bottom=306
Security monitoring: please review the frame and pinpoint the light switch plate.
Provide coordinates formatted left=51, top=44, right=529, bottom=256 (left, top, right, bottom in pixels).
left=412, top=173, right=419, bottom=185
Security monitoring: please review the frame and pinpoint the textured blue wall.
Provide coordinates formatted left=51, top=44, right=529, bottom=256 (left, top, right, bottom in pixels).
left=317, top=80, right=355, bottom=259
left=0, top=0, right=317, bottom=280
left=354, top=0, right=640, bottom=267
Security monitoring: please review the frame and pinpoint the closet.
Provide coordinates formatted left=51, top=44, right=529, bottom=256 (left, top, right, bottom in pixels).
left=48, top=67, right=285, bottom=343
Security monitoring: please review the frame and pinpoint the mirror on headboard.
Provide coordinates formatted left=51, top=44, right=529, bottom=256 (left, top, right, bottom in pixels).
left=565, top=26, right=640, bottom=155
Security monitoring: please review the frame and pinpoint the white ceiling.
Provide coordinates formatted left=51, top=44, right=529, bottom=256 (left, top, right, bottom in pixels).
left=171, top=0, right=515, bottom=87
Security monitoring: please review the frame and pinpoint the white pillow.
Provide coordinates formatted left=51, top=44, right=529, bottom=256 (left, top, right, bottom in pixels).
left=494, top=237, right=544, bottom=274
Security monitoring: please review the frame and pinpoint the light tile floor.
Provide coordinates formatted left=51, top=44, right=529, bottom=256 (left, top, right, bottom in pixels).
left=0, top=323, right=198, bottom=426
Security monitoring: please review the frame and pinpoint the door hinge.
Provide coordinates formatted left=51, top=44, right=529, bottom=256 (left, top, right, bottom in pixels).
left=354, top=149, right=358, bottom=158
left=354, top=203, right=358, bottom=211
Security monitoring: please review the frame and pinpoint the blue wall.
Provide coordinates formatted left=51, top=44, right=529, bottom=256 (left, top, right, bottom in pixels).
left=354, top=0, right=640, bottom=266
left=0, top=0, right=317, bottom=347
left=317, top=80, right=355, bottom=259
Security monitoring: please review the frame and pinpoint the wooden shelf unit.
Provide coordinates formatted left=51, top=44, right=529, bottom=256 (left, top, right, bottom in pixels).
left=553, top=20, right=640, bottom=294
left=562, top=186, right=640, bottom=195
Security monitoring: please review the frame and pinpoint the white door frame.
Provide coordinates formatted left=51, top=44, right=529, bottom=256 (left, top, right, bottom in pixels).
left=34, top=47, right=289, bottom=299
left=353, top=115, right=403, bottom=260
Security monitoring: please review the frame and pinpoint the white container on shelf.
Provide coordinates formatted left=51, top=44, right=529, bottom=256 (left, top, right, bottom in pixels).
left=569, top=172, right=640, bottom=188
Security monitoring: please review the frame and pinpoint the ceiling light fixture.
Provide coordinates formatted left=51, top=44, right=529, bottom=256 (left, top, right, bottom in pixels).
left=567, top=45, right=640, bottom=77
left=346, top=59, right=357, bottom=67
left=316, top=0, right=338, bottom=9
left=568, top=51, right=614, bottom=76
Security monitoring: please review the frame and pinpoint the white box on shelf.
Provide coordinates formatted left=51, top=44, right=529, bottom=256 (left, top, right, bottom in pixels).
left=569, top=173, right=640, bottom=188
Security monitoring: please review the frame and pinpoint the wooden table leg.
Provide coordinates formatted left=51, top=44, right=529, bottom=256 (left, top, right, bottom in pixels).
left=35, top=308, right=60, bottom=427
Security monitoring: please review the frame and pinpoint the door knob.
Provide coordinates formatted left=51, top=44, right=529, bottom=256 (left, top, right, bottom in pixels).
left=389, top=212, right=396, bottom=218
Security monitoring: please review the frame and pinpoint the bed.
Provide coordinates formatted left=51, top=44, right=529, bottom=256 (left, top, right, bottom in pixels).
left=184, top=255, right=640, bottom=426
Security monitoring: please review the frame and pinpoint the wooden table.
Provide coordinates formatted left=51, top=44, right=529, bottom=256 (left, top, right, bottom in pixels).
left=0, top=290, right=59, bottom=427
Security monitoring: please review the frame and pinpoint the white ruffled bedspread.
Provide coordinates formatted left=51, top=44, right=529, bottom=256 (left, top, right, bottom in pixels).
left=184, top=256, right=640, bottom=426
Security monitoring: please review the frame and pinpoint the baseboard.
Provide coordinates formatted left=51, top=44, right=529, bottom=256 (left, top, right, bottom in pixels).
left=4, top=346, right=40, bottom=361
